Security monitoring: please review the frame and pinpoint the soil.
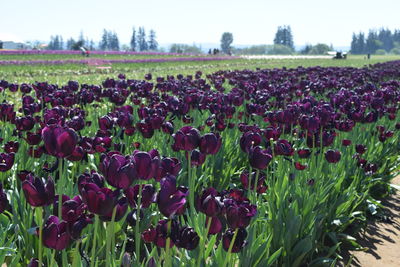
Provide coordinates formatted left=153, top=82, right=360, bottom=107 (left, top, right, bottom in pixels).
left=339, top=175, right=400, bottom=267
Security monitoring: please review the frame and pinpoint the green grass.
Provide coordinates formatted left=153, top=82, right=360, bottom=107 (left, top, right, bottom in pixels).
left=1, top=55, right=399, bottom=84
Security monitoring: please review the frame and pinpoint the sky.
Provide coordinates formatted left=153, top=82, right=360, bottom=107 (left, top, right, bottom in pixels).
left=1, top=0, right=399, bottom=48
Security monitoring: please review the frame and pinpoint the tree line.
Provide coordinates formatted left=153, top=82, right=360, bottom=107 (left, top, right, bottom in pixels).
left=351, top=28, right=400, bottom=55
left=45, top=27, right=158, bottom=52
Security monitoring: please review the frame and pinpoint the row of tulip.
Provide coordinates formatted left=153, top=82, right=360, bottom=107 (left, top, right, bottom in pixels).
left=0, top=61, right=399, bottom=266
left=0, top=50, right=193, bottom=56
left=0, top=56, right=239, bottom=66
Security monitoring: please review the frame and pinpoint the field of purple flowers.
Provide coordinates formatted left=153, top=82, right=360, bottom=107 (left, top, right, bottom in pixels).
left=0, top=60, right=399, bottom=266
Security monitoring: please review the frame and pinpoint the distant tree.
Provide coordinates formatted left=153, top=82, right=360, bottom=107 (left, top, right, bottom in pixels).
left=309, top=43, right=330, bottom=55
left=220, top=32, right=234, bottom=54
left=365, top=30, right=381, bottom=54
left=274, top=25, right=294, bottom=50
left=71, top=40, right=84, bottom=50
left=100, top=29, right=109, bottom=50
left=377, top=28, right=393, bottom=52
left=268, top=44, right=293, bottom=55
left=88, top=40, right=96, bottom=50
left=109, top=31, right=120, bottom=51
left=390, top=47, right=400, bottom=55
left=78, top=31, right=86, bottom=47
left=0, top=41, right=3, bottom=49
left=138, top=27, right=148, bottom=51
left=169, top=44, right=202, bottom=54
left=66, top=38, right=76, bottom=50
left=130, top=27, right=137, bottom=51
left=375, top=49, right=386, bottom=55
left=47, top=35, right=64, bottom=50
left=148, top=29, right=158, bottom=50
left=300, top=44, right=313, bottom=54
left=233, top=45, right=269, bottom=55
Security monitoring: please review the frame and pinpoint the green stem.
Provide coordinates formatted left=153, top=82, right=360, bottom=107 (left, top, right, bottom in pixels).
left=37, top=208, right=43, bottom=267
left=188, top=154, right=195, bottom=215
left=106, top=207, right=117, bottom=267
left=58, top=159, right=63, bottom=219
left=222, top=228, right=239, bottom=267
left=197, top=216, right=213, bottom=267
left=165, top=220, right=172, bottom=267
left=50, top=250, right=56, bottom=267
left=90, top=215, right=99, bottom=267
left=72, top=241, right=80, bottom=267
left=135, top=183, right=143, bottom=262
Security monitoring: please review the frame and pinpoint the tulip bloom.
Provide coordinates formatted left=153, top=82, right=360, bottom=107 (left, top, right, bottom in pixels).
left=157, top=175, right=188, bottom=218
left=176, top=226, right=199, bottom=250
left=124, top=184, right=156, bottom=208
left=42, top=125, right=78, bottom=158
left=325, top=150, right=341, bottom=163
left=80, top=183, right=119, bottom=216
left=172, top=126, right=201, bottom=151
left=240, top=171, right=267, bottom=193
left=248, top=146, right=272, bottom=170
left=196, top=188, right=224, bottom=217
left=0, top=183, right=9, bottom=214
left=222, top=228, right=248, bottom=253
left=22, top=174, right=55, bottom=207
left=0, top=152, right=15, bottom=172
left=132, top=150, right=160, bottom=180
left=100, top=197, right=128, bottom=222
left=199, top=133, right=222, bottom=155
left=99, top=152, right=137, bottom=189
left=240, top=131, right=261, bottom=153
left=42, top=215, right=70, bottom=250
left=274, top=140, right=294, bottom=156
left=355, top=144, right=366, bottom=154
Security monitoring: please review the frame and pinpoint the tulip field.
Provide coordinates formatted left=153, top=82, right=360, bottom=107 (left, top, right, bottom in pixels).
left=0, top=53, right=400, bottom=266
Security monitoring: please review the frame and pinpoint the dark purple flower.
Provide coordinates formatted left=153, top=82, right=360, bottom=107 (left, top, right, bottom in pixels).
left=28, top=258, right=41, bottom=267
left=159, top=157, right=181, bottom=180
left=297, top=148, right=312, bottom=158
left=325, top=150, right=341, bottom=163
left=132, top=150, right=160, bottom=180
left=205, top=216, right=223, bottom=235
left=157, top=175, right=188, bottom=218
left=42, top=215, right=70, bottom=250
left=99, top=152, right=137, bottom=189
left=124, top=184, right=156, bottom=208
left=222, top=228, right=247, bottom=253
left=153, top=219, right=180, bottom=248
left=77, top=170, right=105, bottom=194
left=80, top=183, right=119, bottom=216
left=274, top=139, right=294, bottom=156
left=0, top=183, right=9, bottom=214
left=240, top=171, right=267, bottom=193
left=342, top=139, right=352, bottom=146
left=248, top=146, right=272, bottom=170
left=294, top=162, right=307, bottom=170
left=4, top=141, right=19, bottom=153
left=240, top=131, right=261, bottom=153
left=42, top=125, right=78, bottom=158
left=176, top=226, right=199, bottom=250
left=225, top=200, right=257, bottom=229
left=22, top=174, right=55, bottom=207
left=67, top=216, right=93, bottom=240
left=26, top=132, right=42, bottom=145
left=0, top=152, right=15, bottom=172
left=196, top=188, right=223, bottom=217
left=100, top=197, right=128, bottom=222
left=142, top=226, right=157, bottom=243
left=187, top=149, right=206, bottom=167
left=199, top=133, right=222, bottom=155
left=172, top=126, right=201, bottom=151
left=58, top=195, right=86, bottom=222
left=355, top=144, right=366, bottom=154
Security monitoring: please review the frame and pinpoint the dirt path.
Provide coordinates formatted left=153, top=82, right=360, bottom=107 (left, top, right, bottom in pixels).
left=341, top=175, right=400, bottom=267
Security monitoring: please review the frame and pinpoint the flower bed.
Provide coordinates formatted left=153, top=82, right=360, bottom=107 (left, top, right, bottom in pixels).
left=0, top=61, right=399, bottom=266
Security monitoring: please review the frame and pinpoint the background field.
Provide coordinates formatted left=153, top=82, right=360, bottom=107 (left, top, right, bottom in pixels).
left=1, top=54, right=400, bottom=84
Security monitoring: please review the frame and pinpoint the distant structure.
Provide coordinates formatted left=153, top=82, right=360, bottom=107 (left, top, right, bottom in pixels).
left=0, top=41, right=30, bottom=50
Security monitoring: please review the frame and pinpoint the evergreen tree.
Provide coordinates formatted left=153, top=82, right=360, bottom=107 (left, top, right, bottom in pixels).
left=378, top=28, right=393, bottom=52
left=138, top=27, right=148, bottom=51
left=78, top=31, right=85, bottom=47
left=220, top=32, right=234, bottom=54
left=350, top=33, right=358, bottom=54
left=130, top=27, right=137, bottom=51
left=100, top=29, right=109, bottom=50
left=148, top=29, right=158, bottom=50
left=273, top=25, right=294, bottom=50
left=66, top=38, right=76, bottom=50
left=109, top=31, right=120, bottom=51
left=365, top=30, right=381, bottom=54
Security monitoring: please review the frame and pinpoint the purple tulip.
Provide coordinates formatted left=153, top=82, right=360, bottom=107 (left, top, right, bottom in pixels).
left=132, top=150, right=160, bottom=180
left=157, top=175, right=188, bottom=218
left=153, top=219, right=180, bottom=248
left=355, top=144, right=366, bottom=154
left=159, top=157, right=181, bottom=180
left=297, top=148, right=312, bottom=158
left=124, top=184, right=156, bottom=208
left=77, top=170, right=105, bottom=194
left=199, top=133, right=222, bottom=155
left=0, top=152, right=15, bottom=172
left=26, top=132, right=42, bottom=145
left=56, top=195, right=86, bottom=222
left=274, top=139, right=294, bottom=156
left=187, top=149, right=206, bottom=167
left=0, top=183, right=9, bottom=214
left=196, top=188, right=224, bottom=217
left=22, top=174, right=55, bottom=207
left=80, top=183, right=119, bottom=216
left=240, top=131, right=261, bottom=153
left=42, top=125, right=78, bottom=158
left=325, top=150, right=341, bottom=163
left=205, top=216, right=223, bottom=235
left=42, top=215, right=70, bottom=250
left=100, top=197, right=128, bottom=222
left=67, top=216, right=93, bottom=240
left=28, top=258, right=41, bottom=267
left=176, top=226, right=199, bottom=250
left=240, top=171, right=267, bottom=193
left=4, top=141, right=19, bottom=153
left=99, top=152, right=137, bottom=189
left=342, top=139, right=352, bottom=146
left=248, top=146, right=272, bottom=170
left=222, top=228, right=248, bottom=253
left=172, top=126, right=201, bottom=151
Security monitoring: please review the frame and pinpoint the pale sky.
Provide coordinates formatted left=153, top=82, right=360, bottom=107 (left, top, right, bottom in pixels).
left=1, top=0, right=399, bottom=47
